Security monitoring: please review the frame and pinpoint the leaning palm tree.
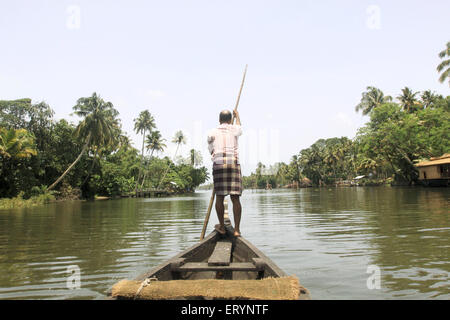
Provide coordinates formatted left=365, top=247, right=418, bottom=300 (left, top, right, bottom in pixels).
left=172, top=130, right=187, bottom=158
left=437, top=41, right=450, bottom=86
left=157, top=130, right=186, bottom=189
left=355, top=86, right=392, bottom=115
left=48, top=92, right=119, bottom=191
left=397, top=87, right=420, bottom=113
left=133, top=110, right=155, bottom=191
left=139, top=130, right=166, bottom=189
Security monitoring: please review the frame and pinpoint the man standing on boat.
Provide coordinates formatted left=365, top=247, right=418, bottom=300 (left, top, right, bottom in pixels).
left=207, top=109, right=243, bottom=237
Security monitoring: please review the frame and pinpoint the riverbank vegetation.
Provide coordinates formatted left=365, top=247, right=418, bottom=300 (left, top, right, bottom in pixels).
left=243, top=88, right=449, bottom=189
left=0, top=94, right=208, bottom=206
left=0, top=191, right=55, bottom=210
left=2, top=43, right=449, bottom=201
left=244, top=42, right=450, bottom=189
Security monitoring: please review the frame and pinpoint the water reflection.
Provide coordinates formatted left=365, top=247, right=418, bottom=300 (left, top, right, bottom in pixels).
left=242, top=187, right=449, bottom=299
left=0, top=188, right=448, bottom=299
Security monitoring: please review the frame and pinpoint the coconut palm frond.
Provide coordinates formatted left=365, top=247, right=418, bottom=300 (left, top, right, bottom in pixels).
left=437, top=42, right=450, bottom=85
left=437, top=58, right=450, bottom=72
left=438, top=67, right=450, bottom=85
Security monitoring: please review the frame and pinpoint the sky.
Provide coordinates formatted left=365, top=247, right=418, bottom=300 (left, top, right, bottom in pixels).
left=1, top=0, right=449, bottom=176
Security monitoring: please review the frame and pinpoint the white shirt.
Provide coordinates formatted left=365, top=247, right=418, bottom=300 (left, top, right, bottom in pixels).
left=207, top=124, right=243, bottom=164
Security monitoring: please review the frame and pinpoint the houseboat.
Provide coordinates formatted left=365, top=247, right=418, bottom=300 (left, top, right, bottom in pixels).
left=415, top=154, right=450, bottom=187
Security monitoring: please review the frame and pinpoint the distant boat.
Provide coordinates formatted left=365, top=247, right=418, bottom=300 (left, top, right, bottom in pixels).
left=416, top=154, right=450, bottom=187
left=351, top=175, right=365, bottom=186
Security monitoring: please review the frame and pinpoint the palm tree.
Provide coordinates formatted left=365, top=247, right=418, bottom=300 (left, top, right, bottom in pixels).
left=0, top=128, right=37, bottom=159
left=146, top=130, right=166, bottom=156
left=140, top=130, right=166, bottom=189
left=397, top=87, right=420, bottom=113
left=355, top=86, right=392, bottom=115
left=289, top=155, right=300, bottom=183
left=421, top=90, right=441, bottom=109
left=157, top=130, right=186, bottom=189
left=172, top=130, right=187, bottom=158
left=256, top=162, right=265, bottom=177
left=133, top=110, right=155, bottom=191
left=437, top=41, right=450, bottom=86
left=118, top=134, right=132, bottom=151
left=356, top=157, right=378, bottom=174
left=48, top=92, right=119, bottom=191
left=189, top=149, right=203, bottom=167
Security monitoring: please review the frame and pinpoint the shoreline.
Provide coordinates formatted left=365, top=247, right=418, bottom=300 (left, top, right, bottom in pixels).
left=0, top=190, right=193, bottom=210
left=1, top=184, right=445, bottom=211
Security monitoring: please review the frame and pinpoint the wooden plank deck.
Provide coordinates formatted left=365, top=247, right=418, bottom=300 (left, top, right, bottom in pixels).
left=208, top=241, right=232, bottom=266
left=173, top=262, right=258, bottom=272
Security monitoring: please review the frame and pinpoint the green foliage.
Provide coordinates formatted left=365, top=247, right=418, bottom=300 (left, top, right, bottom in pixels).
left=134, top=110, right=155, bottom=137
left=355, top=96, right=450, bottom=183
left=47, top=92, right=122, bottom=191
left=146, top=130, right=166, bottom=155
left=355, top=86, right=392, bottom=115
left=154, top=159, right=209, bottom=193
left=0, top=98, right=51, bottom=130
left=0, top=127, right=37, bottom=159
left=297, top=137, right=355, bottom=186
left=0, top=191, right=55, bottom=210
left=73, top=92, right=121, bottom=149
left=172, top=130, right=187, bottom=145
left=397, top=87, right=421, bottom=113
left=0, top=127, right=38, bottom=197
left=156, top=130, right=187, bottom=189
left=2, top=84, right=447, bottom=203
left=91, top=163, right=135, bottom=197
left=243, top=161, right=305, bottom=189
left=245, top=93, right=449, bottom=187
left=0, top=96, right=208, bottom=203
left=437, top=41, right=450, bottom=85
left=134, top=109, right=156, bottom=190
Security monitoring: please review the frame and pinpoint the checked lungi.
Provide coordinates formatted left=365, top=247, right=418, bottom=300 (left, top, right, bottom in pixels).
left=212, top=155, right=243, bottom=196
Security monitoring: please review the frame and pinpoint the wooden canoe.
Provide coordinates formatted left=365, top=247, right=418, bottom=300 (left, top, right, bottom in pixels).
left=109, top=205, right=311, bottom=300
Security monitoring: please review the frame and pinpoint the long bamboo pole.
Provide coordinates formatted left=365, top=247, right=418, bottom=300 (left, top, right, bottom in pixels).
left=200, top=65, right=247, bottom=240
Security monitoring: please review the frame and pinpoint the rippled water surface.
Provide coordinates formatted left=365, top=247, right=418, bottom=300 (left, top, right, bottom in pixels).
left=0, top=187, right=449, bottom=299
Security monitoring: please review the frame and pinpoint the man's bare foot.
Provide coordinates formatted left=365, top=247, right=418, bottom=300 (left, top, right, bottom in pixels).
left=234, top=230, right=241, bottom=237
left=214, top=224, right=226, bottom=235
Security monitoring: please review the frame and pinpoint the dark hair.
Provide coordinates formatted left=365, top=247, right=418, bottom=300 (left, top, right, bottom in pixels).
left=219, top=110, right=232, bottom=124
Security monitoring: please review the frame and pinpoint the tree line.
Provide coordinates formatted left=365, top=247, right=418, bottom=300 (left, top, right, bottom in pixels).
left=2, top=42, right=449, bottom=198
left=243, top=88, right=449, bottom=189
left=0, top=94, right=209, bottom=201
left=243, top=41, right=450, bottom=189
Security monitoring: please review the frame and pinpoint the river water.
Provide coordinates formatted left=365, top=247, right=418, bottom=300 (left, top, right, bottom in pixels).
left=0, top=187, right=448, bottom=300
